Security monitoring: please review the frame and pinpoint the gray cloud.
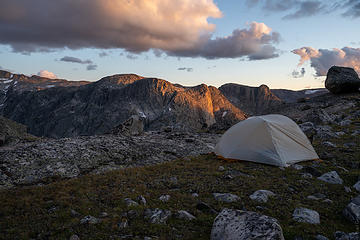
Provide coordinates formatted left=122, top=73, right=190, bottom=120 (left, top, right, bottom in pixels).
left=292, top=67, right=306, bottom=78
left=60, top=56, right=92, bottom=64
left=247, top=0, right=360, bottom=19
left=0, top=0, right=280, bottom=60
left=126, top=54, right=138, bottom=60
left=292, top=46, right=360, bottom=76
left=99, top=51, right=109, bottom=57
left=178, top=67, right=194, bottom=72
left=86, top=64, right=97, bottom=71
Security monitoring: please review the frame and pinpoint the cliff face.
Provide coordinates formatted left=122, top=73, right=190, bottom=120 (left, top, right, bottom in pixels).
left=219, top=83, right=282, bottom=115
left=1, top=74, right=246, bottom=138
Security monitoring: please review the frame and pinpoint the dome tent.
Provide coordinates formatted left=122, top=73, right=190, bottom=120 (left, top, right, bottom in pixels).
left=214, top=114, right=319, bottom=167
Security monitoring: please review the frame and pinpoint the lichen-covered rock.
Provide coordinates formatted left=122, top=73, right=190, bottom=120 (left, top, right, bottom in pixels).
left=325, top=66, right=360, bottom=94
left=318, top=171, right=343, bottom=184
left=292, top=208, right=320, bottom=224
left=334, top=231, right=360, bottom=240
left=210, top=208, right=284, bottom=240
left=343, top=196, right=360, bottom=224
left=249, top=190, right=275, bottom=203
left=213, top=193, right=240, bottom=203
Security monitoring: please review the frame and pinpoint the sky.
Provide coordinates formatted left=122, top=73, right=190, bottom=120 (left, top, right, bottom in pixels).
left=0, top=0, right=360, bottom=90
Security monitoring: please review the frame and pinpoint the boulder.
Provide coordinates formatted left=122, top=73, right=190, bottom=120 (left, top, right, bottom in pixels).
left=124, top=198, right=139, bottom=207
left=211, top=208, right=284, bottom=240
left=343, top=196, right=360, bottom=224
left=317, top=171, right=343, bottom=184
left=353, top=181, right=360, bottom=192
left=80, top=215, right=101, bottom=224
left=292, top=208, right=320, bottom=224
left=249, top=190, right=276, bottom=203
left=213, top=193, right=240, bottom=203
left=112, top=115, right=145, bottom=136
left=325, top=66, right=360, bottom=94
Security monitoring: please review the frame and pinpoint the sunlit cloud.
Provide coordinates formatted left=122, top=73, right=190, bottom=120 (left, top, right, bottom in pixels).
left=292, top=46, right=360, bottom=76
left=38, top=70, right=57, bottom=79
left=0, top=0, right=280, bottom=60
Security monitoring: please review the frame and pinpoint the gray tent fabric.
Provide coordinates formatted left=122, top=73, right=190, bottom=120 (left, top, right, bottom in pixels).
left=214, top=114, right=319, bottom=167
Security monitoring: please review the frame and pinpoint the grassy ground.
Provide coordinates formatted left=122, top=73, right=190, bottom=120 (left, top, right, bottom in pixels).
left=0, top=112, right=359, bottom=239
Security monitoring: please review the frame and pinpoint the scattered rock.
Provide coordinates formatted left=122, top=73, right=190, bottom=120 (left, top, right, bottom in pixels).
left=144, top=209, right=172, bottom=224
left=301, top=173, right=313, bottom=179
left=69, top=235, right=80, bottom=240
left=218, top=166, right=225, bottom=171
left=112, top=115, right=144, bottom=136
left=80, top=215, right=101, bottom=224
left=137, top=195, right=147, bottom=205
left=318, top=171, right=343, bottom=184
left=303, top=166, right=322, bottom=177
left=99, top=212, right=109, bottom=218
left=340, top=119, right=352, bottom=126
left=323, top=141, right=336, bottom=148
left=315, top=235, right=329, bottom=240
left=191, top=193, right=199, bottom=198
left=210, top=208, right=284, bottom=240
left=176, top=210, right=196, bottom=221
left=322, top=199, right=333, bottom=204
left=325, top=66, right=360, bottom=94
left=345, top=187, right=352, bottom=193
left=292, top=208, right=320, bottom=224
left=159, top=195, right=170, bottom=202
left=343, top=196, right=360, bottom=224
left=292, top=164, right=303, bottom=170
left=354, top=181, right=360, bottom=192
left=118, top=218, right=129, bottom=229
left=307, top=193, right=326, bottom=201
left=334, top=231, right=360, bottom=240
left=213, top=193, right=240, bottom=203
left=249, top=190, right=275, bottom=203
left=124, top=198, right=139, bottom=207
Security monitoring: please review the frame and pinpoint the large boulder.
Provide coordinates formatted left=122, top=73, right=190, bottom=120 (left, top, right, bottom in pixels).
left=325, top=66, right=360, bottom=94
left=211, top=208, right=284, bottom=240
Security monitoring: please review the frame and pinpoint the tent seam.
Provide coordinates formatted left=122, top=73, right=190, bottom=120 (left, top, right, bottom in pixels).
left=264, top=121, right=286, bottom=167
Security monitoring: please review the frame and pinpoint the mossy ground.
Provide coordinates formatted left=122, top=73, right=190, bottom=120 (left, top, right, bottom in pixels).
left=0, top=114, right=359, bottom=239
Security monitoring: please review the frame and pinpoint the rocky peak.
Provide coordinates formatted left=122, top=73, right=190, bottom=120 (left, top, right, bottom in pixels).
left=219, top=83, right=282, bottom=115
left=97, top=74, right=144, bottom=87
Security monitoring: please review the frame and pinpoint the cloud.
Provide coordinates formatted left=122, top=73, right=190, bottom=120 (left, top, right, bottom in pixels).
left=126, top=54, right=138, bottom=60
left=60, top=56, right=92, bottom=64
left=86, top=64, right=97, bottom=71
left=59, top=56, right=97, bottom=71
left=99, top=51, right=109, bottom=57
left=178, top=67, right=194, bottom=72
left=292, top=46, right=360, bottom=76
left=0, top=0, right=280, bottom=60
left=246, top=0, right=360, bottom=19
left=292, top=67, right=306, bottom=78
left=168, top=22, right=281, bottom=60
left=38, top=70, right=57, bottom=79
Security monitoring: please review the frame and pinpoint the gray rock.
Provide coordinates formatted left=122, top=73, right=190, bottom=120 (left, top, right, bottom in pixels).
left=159, top=195, right=170, bottom=202
left=112, top=115, right=144, bottom=136
left=213, top=193, right=240, bottom=203
left=352, top=195, right=360, bottom=205
left=118, top=218, right=129, bottom=229
left=210, top=208, right=284, bottom=240
left=325, top=66, right=360, bottom=94
left=69, top=235, right=80, bottom=240
left=176, top=210, right=196, bottom=221
left=292, top=164, right=303, bottom=170
left=354, top=181, right=360, bottom=192
left=314, top=125, right=338, bottom=140
left=124, top=198, right=139, bottom=207
left=322, top=199, right=333, bottom=204
left=80, top=215, right=101, bottom=224
left=218, top=166, right=225, bottom=171
left=299, top=122, right=316, bottom=139
left=323, top=141, right=336, bottom=148
left=336, top=131, right=346, bottom=136
left=191, top=193, right=199, bottom=197
left=315, top=235, right=329, bottom=240
left=307, top=193, right=326, bottom=201
left=334, top=231, right=360, bottom=240
left=292, top=208, right=320, bottom=224
left=249, top=190, right=275, bottom=203
left=318, top=171, right=343, bottom=184
left=345, top=186, right=352, bottom=193
left=340, top=119, right=352, bottom=126
left=99, top=212, right=108, bottom=218
left=301, top=173, right=313, bottom=179
left=144, top=208, right=172, bottom=224
left=343, top=202, right=360, bottom=223
left=137, top=195, right=147, bottom=205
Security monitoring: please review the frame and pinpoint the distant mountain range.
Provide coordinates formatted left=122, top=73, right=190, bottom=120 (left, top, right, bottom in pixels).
left=0, top=70, right=329, bottom=138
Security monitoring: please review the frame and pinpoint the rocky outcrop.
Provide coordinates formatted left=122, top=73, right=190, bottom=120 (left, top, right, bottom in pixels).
left=211, top=208, right=284, bottom=240
left=0, top=116, right=35, bottom=146
left=2, top=75, right=246, bottom=138
left=325, top=66, right=360, bottom=94
left=0, top=130, right=220, bottom=189
left=219, top=83, right=282, bottom=115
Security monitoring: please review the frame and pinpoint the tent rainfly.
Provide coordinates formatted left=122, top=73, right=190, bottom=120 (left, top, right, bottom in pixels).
left=214, top=114, right=319, bottom=167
